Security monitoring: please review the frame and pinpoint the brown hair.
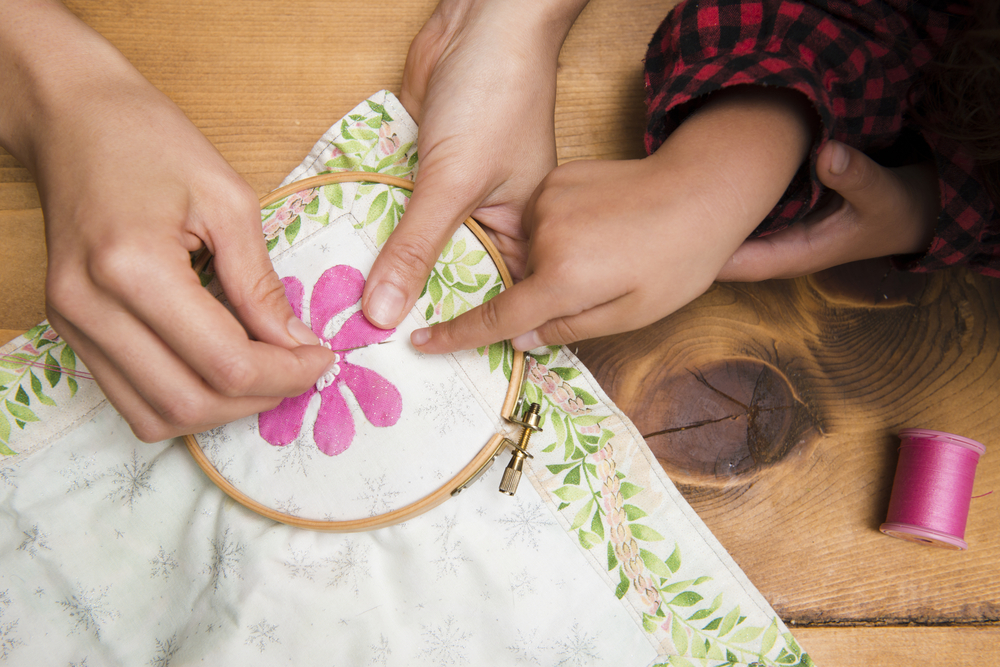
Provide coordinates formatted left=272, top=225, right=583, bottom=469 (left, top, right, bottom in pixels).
left=917, top=3, right=1000, bottom=204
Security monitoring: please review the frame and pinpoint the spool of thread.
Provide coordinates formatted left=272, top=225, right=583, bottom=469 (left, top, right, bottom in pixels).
left=880, top=429, right=986, bottom=550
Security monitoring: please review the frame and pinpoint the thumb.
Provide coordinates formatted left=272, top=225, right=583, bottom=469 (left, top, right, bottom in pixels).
left=363, top=158, right=488, bottom=329
left=815, top=140, right=888, bottom=208
left=208, top=201, right=320, bottom=349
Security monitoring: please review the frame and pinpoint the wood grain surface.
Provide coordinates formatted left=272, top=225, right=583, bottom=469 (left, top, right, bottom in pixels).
left=1, top=0, right=997, bottom=663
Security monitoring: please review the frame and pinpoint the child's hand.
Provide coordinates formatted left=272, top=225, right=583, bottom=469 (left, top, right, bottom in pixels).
left=361, top=0, right=589, bottom=330
left=1, top=1, right=335, bottom=441
left=717, top=140, right=940, bottom=281
left=410, top=86, right=814, bottom=353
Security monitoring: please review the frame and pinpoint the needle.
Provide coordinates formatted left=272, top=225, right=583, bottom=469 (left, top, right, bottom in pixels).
left=326, top=340, right=394, bottom=354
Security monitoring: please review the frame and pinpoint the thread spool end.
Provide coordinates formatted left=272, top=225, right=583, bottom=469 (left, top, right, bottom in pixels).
left=879, top=522, right=967, bottom=551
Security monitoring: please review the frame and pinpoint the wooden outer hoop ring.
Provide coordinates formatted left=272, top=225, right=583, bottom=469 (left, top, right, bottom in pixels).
left=184, top=171, right=525, bottom=532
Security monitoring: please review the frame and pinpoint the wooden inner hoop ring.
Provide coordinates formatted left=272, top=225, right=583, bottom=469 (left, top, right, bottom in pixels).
left=184, top=171, right=525, bottom=532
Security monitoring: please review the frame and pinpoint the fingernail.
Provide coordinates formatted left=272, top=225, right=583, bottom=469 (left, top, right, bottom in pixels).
left=287, top=316, right=320, bottom=345
left=411, top=327, right=431, bottom=347
left=367, top=282, right=406, bottom=328
left=828, top=141, right=849, bottom=175
left=512, top=330, right=542, bottom=352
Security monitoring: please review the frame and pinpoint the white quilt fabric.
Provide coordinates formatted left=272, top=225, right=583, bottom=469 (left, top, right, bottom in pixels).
left=0, top=92, right=812, bottom=667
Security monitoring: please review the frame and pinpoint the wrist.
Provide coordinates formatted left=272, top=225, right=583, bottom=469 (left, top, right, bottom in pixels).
left=0, top=0, right=138, bottom=174
left=650, top=86, right=814, bottom=252
left=433, top=0, right=589, bottom=56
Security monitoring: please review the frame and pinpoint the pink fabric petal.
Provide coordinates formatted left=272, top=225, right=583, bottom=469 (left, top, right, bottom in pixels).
left=328, top=311, right=395, bottom=351
left=310, top=265, right=365, bottom=336
left=339, top=362, right=402, bottom=428
left=258, top=388, right=314, bottom=446
left=314, top=384, right=356, bottom=456
left=281, top=276, right=305, bottom=321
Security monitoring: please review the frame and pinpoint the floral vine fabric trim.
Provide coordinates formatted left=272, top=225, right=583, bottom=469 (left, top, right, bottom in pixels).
left=520, top=346, right=813, bottom=666
left=258, top=265, right=401, bottom=456
left=0, top=323, right=97, bottom=456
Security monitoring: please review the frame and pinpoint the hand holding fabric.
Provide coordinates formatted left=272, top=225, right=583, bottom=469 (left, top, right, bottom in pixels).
left=0, top=0, right=335, bottom=441
left=361, top=0, right=589, bottom=330
left=410, top=87, right=814, bottom=353
left=717, top=140, right=941, bottom=281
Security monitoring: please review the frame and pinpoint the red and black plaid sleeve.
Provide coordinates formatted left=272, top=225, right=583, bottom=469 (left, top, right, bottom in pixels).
left=644, top=0, right=1000, bottom=277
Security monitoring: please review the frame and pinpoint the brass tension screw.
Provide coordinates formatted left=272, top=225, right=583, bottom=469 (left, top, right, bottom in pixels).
left=499, top=403, right=542, bottom=496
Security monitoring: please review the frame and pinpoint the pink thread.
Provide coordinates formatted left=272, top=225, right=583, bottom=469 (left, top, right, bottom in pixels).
left=0, top=357, right=95, bottom=381
left=880, top=429, right=986, bottom=550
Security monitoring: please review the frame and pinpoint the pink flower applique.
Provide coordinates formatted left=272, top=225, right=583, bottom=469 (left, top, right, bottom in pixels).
left=258, top=265, right=402, bottom=456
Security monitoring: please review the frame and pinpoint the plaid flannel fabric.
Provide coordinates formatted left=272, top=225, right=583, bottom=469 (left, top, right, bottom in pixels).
left=644, top=0, right=999, bottom=277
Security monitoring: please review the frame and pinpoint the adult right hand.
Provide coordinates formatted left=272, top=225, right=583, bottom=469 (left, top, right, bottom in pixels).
left=0, top=0, right=336, bottom=441
left=361, top=0, right=590, bottom=329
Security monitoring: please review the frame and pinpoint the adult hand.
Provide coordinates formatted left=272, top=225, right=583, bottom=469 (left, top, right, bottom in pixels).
left=409, top=86, right=814, bottom=353
left=716, top=140, right=940, bottom=281
left=361, top=0, right=589, bottom=329
left=0, top=1, right=335, bottom=441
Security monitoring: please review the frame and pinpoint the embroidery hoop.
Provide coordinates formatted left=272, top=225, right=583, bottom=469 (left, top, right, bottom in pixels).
left=184, top=171, right=525, bottom=531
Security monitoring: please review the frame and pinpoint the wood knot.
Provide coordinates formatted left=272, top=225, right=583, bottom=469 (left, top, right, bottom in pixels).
left=640, top=358, right=821, bottom=481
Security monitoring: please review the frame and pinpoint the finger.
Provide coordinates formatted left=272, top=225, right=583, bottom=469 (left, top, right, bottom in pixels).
left=818, top=140, right=939, bottom=254
left=815, top=140, right=890, bottom=207
left=517, top=295, right=648, bottom=350
left=717, top=223, right=836, bottom=281
left=47, top=309, right=280, bottom=442
left=88, top=245, right=335, bottom=399
left=363, top=156, right=488, bottom=329
left=200, top=184, right=321, bottom=349
left=409, top=273, right=581, bottom=354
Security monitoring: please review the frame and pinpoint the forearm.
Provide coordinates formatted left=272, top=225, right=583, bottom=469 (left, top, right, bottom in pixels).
left=649, top=86, right=814, bottom=260
left=0, top=0, right=138, bottom=174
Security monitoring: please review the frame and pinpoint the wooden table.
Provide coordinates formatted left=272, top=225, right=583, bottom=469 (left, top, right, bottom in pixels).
left=2, top=1, right=997, bottom=663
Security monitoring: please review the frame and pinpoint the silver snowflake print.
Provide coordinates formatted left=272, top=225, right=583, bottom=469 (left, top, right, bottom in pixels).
left=509, top=568, right=536, bottom=599
left=498, top=499, right=554, bottom=550
left=0, top=608, right=21, bottom=660
left=206, top=527, right=245, bottom=591
left=275, top=496, right=302, bottom=516
left=0, top=466, right=18, bottom=488
left=434, top=540, right=470, bottom=579
left=273, top=433, right=316, bottom=477
left=57, top=585, right=119, bottom=640
left=199, top=426, right=234, bottom=474
left=506, top=628, right=548, bottom=664
left=105, top=449, right=156, bottom=510
left=553, top=624, right=599, bottom=666
left=355, top=475, right=401, bottom=517
left=148, top=634, right=180, bottom=667
left=326, top=540, right=371, bottom=595
left=283, top=549, right=320, bottom=580
left=420, top=616, right=470, bottom=665
left=150, top=547, right=179, bottom=579
left=69, top=659, right=89, bottom=667
left=434, top=514, right=459, bottom=547
left=415, top=379, right=479, bottom=436
left=16, top=524, right=51, bottom=558
left=33, top=587, right=44, bottom=598
left=370, top=634, right=391, bottom=666
left=62, top=451, right=100, bottom=492
left=245, top=620, right=280, bottom=653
